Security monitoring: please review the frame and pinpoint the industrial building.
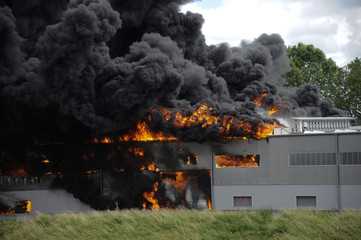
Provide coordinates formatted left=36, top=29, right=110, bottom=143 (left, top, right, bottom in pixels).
left=1, top=117, right=361, bottom=213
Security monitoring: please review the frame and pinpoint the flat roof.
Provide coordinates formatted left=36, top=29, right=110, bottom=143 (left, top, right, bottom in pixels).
left=269, top=131, right=361, bottom=138
left=292, top=117, right=354, bottom=120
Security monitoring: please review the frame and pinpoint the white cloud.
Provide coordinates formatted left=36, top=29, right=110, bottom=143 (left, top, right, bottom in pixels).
left=182, top=0, right=361, bottom=66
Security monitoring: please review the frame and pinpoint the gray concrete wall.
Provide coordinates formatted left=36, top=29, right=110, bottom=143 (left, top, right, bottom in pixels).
left=213, top=185, right=340, bottom=210
left=212, top=133, right=361, bottom=186
left=211, top=133, right=361, bottom=210
left=340, top=185, right=361, bottom=209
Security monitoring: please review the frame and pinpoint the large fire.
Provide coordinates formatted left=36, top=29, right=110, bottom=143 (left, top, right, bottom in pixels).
left=150, top=102, right=280, bottom=140
left=0, top=93, right=280, bottom=212
left=92, top=98, right=280, bottom=143
left=119, top=121, right=178, bottom=142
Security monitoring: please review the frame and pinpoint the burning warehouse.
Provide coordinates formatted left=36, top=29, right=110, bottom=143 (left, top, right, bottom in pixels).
left=0, top=0, right=360, bottom=213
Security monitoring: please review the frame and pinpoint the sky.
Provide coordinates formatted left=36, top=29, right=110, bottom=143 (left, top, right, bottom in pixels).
left=181, top=0, right=361, bottom=66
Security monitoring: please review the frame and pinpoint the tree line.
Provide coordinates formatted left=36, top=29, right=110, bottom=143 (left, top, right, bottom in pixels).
left=283, top=43, right=361, bottom=124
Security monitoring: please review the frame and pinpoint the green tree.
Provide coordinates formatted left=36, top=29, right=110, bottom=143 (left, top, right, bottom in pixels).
left=334, top=58, right=361, bottom=124
left=283, top=42, right=342, bottom=99
left=282, top=42, right=361, bottom=123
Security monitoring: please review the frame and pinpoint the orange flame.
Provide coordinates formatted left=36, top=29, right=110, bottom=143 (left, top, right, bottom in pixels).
left=41, top=154, right=50, bottom=163
left=119, top=121, right=177, bottom=142
left=114, top=168, right=125, bottom=172
left=25, top=201, right=31, bottom=213
left=140, top=162, right=159, bottom=172
left=93, top=137, right=113, bottom=144
left=186, top=153, right=198, bottom=165
left=143, top=182, right=160, bottom=210
left=216, top=155, right=258, bottom=168
left=128, top=147, right=144, bottom=157
left=85, top=169, right=102, bottom=176
left=0, top=210, right=15, bottom=215
left=252, top=93, right=284, bottom=116
left=161, top=171, right=198, bottom=193
left=152, top=103, right=279, bottom=139
left=90, top=100, right=279, bottom=144
left=5, top=168, right=27, bottom=176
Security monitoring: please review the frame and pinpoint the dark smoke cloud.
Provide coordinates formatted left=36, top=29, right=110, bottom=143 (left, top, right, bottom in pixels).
left=0, top=0, right=345, bottom=144
left=0, top=0, right=69, bottom=56
left=0, top=6, right=23, bottom=75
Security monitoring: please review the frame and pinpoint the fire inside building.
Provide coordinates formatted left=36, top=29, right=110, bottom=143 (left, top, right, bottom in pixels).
left=1, top=113, right=361, bottom=213
left=1, top=0, right=361, bottom=214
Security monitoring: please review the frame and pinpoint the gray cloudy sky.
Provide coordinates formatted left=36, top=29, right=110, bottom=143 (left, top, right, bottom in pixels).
left=182, top=0, right=361, bottom=66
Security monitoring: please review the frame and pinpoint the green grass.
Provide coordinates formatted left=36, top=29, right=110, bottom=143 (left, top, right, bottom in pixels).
left=1, top=209, right=361, bottom=240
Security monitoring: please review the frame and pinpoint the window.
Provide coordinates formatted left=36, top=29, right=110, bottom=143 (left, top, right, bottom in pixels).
left=289, top=153, right=336, bottom=166
left=234, top=196, right=252, bottom=207
left=216, top=155, right=260, bottom=168
left=341, top=152, right=361, bottom=165
left=296, top=196, right=316, bottom=208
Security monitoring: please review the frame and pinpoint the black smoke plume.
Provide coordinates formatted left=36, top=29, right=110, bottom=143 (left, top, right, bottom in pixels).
left=0, top=0, right=346, bottom=144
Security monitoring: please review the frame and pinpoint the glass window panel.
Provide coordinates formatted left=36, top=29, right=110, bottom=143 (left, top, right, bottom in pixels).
left=321, top=153, right=326, bottom=165
left=341, top=153, right=347, bottom=165
left=316, top=153, right=321, bottom=165
left=305, top=153, right=310, bottom=165
left=348, top=152, right=353, bottom=165
left=300, top=154, right=306, bottom=165
left=296, top=154, right=301, bottom=165
left=326, top=153, right=330, bottom=165
left=353, top=152, right=358, bottom=165
left=331, top=153, right=336, bottom=165
left=311, top=153, right=316, bottom=165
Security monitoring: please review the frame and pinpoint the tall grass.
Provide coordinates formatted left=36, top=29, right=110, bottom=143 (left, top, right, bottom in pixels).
left=1, top=209, right=361, bottom=240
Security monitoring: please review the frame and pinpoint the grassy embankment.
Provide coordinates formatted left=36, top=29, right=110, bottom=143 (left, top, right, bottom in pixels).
left=1, top=209, right=361, bottom=240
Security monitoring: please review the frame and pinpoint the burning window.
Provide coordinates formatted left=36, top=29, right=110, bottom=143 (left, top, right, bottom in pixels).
left=215, top=155, right=259, bottom=168
left=234, top=196, right=252, bottom=207
left=0, top=200, right=31, bottom=215
left=148, top=170, right=212, bottom=210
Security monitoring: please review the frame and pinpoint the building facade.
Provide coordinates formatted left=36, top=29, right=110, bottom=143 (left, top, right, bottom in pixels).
left=212, top=132, right=361, bottom=210
left=1, top=130, right=361, bottom=213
